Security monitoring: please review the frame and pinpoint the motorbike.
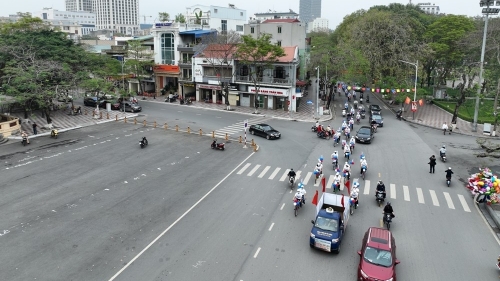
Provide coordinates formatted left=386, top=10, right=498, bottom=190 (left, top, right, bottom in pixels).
left=344, top=151, right=350, bottom=160
left=317, top=130, right=331, bottom=140
left=446, top=175, right=451, bottom=187
left=22, top=136, right=28, bottom=146
left=440, top=153, right=446, bottom=162
left=332, top=181, right=341, bottom=193
left=350, top=197, right=358, bottom=215
left=366, top=95, right=370, bottom=103
left=333, top=135, right=339, bottom=146
left=211, top=140, right=225, bottom=150
left=332, top=158, right=338, bottom=169
left=139, top=137, right=148, bottom=149
left=50, top=129, right=58, bottom=139
left=396, top=110, right=402, bottom=120
left=371, top=124, right=378, bottom=133
left=361, top=166, right=367, bottom=180
left=350, top=143, right=355, bottom=152
left=356, top=117, right=360, bottom=124
left=359, top=98, right=363, bottom=104
left=376, top=191, right=385, bottom=207
left=342, top=109, right=346, bottom=117
left=289, top=176, right=295, bottom=189
left=360, top=111, right=366, bottom=119
left=311, top=125, right=318, bottom=132
left=293, top=197, right=303, bottom=217
left=383, top=213, right=392, bottom=230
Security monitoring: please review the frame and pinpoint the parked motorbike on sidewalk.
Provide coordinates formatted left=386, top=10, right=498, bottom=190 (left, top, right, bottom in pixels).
left=396, top=110, right=402, bottom=120
left=211, top=140, right=225, bottom=150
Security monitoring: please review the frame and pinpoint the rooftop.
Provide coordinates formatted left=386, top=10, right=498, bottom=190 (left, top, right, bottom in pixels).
left=262, top=19, right=300, bottom=23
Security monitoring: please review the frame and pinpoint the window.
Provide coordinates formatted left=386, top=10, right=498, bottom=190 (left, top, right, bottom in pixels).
left=214, top=8, right=218, bottom=13
left=239, top=65, right=248, bottom=76
left=277, top=26, right=282, bottom=33
left=160, top=33, right=175, bottom=64
left=221, top=20, right=227, bottom=32
left=240, top=12, right=243, bottom=16
left=250, top=27, right=254, bottom=34
left=236, top=25, right=243, bottom=32
left=274, top=66, right=284, bottom=78
left=276, top=40, right=282, bottom=46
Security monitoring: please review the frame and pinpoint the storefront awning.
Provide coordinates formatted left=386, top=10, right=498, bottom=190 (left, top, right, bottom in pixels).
left=179, top=30, right=217, bottom=38
left=296, top=80, right=307, bottom=86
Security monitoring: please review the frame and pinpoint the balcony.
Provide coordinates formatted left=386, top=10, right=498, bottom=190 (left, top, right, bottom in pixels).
left=178, top=60, right=193, bottom=67
left=179, top=76, right=192, bottom=82
left=177, top=44, right=203, bottom=53
left=235, top=75, right=292, bottom=85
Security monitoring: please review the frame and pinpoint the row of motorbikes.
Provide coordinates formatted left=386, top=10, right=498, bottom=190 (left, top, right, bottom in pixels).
left=21, top=129, right=59, bottom=146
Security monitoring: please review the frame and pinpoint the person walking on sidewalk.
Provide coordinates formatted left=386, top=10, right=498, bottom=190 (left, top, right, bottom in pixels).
left=428, top=155, right=437, bottom=173
left=32, top=122, right=38, bottom=135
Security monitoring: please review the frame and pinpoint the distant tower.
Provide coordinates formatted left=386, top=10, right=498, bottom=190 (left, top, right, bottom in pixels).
left=93, top=0, right=140, bottom=35
left=299, top=0, right=321, bottom=24
left=65, top=0, right=93, bottom=12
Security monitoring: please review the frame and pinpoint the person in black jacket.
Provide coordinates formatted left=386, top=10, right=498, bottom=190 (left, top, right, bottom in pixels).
left=428, top=155, right=437, bottom=173
left=383, top=202, right=394, bottom=218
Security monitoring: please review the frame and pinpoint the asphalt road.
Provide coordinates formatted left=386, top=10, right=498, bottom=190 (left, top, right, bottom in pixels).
left=1, top=94, right=499, bottom=280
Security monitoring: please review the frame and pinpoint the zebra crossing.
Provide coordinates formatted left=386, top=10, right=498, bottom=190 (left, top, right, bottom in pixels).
left=213, top=117, right=270, bottom=139
left=235, top=163, right=472, bottom=213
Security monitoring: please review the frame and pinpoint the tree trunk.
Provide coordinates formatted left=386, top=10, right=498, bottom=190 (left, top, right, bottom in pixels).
left=493, top=77, right=499, bottom=133
left=451, top=74, right=467, bottom=124
left=224, top=83, right=230, bottom=110
left=44, top=108, right=52, bottom=124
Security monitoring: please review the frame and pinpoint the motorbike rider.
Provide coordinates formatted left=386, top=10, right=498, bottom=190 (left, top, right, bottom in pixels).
left=288, top=168, right=296, bottom=183
left=326, top=125, right=332, bottom=136
left=344, top=126, right=351, bottom=138
left=141, top=136, right=148, bottom=145
left=294, top=190, right=304, bottom=207
left=442, top=122, right=448, bottom=135
left=344, top=102, right=349, bottom=110
left=360, top=156, right=368, bottom=175
left=356, top=112, right=361, bottom=123
left=445, top=167, right=454, bottom=180
left=316, top=162, right=323, bottom=175
left=315, top=120, right=319, bottom=129
left=349, top=136, right=355, bottom=149
left=396, top=109, right=402, bottom=119
left=343, top=142, right=351, bottom=157
left=333, top=172, right=342, bottom=190
left=331, top=150, right=339, bottom=163
left=21, top=131, right=30, bottom=144
left=383, top=202, right=395, bottom=218
left=350, top=107, right=355, bottom=117
left=211, top=139, right=218, bottom=148
left=439, top=145, right=446, bottom=159
left=341, top=120, right=347, bottom=131
left=370, top=119, right=377, bottom=132
left=343, top=162, right=351, bottom=180
left=351, top=182, right=360, bottom=206
left=349, top=118, right=354, bottom=130
left=376, top=180, right=386, bottom=198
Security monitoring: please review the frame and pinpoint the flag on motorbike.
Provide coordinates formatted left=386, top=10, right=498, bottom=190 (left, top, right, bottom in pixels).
left=312, top=190, right=319, bottom=206
left=321, top=177, right=326, bottom=192
left=345, top=180, right=351, bottom=195
left=418, top=99, right=424, bottom=106
left=405, top=97, right=411, bottom=104
left=341, top=195, right=345, bottom=207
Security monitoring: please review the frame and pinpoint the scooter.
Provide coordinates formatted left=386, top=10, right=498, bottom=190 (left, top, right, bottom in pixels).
left=332, top=181, right=341, bottom=193
left=350, top=197, right=358, bottom=215
left=376, top=191, right=385, bottom=207
left=446, top=176, right=451, bottom=187
left=361, top=166, right=367, bottom=180
left=211, top=140, right=225, bottom=150
left=396, top=110, right=402, bottom=120
left=51, top=129, right=58, bottom=139
left=317, top=130, right=331, bottom=140
left=350, top=143, right=355, bottom=152
left=383, top=213, right=392, bottom=230
left=311, top=125, right=318, bottom=132
left=21, top=136, right=28, bottom=146
left=293, top=197, right=303, bottom=217
left=139, top=137, right=148, bottom=149
left=289, top=176, right=295, bottom=189
left=360, top=111, right=366, bottom=119
left=344, top=151, right=350, bottom=160
left=440, top=153, right=446, bottom=162
left=371, top=124, right=378, bottom=133
left=332, top=158, right=338, bottom=169
left=342, top=109, right=346, bottom=117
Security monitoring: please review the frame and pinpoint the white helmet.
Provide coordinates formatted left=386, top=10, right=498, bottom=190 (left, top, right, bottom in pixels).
left=442, top=145, right=446, bottom=148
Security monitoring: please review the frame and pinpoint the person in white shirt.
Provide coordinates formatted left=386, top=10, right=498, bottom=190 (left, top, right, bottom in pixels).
left=21, top=131, right=30, bottom=144
left=344, top=126, right=351, bottom=138
left=360, top=156, right=368, bottom=174
left=341, top=120, right=348, bottom=131
left=356, top=112, right=361, bottom=123
left=343, top=162, right=351, bottom=180
left=439, top=145, right=446, bottom=158
left=442, top=122, right=448, bottom=135
left=349, top=136, right=355, bottom=147
left=349, top=118, right=354, bottom=130
left=343, top=143, right=351, bottom=157
left=333, top=172, right=342, bottom=191
left=316, top=162, right=323, bottom=174
left=331, top=151, right=339, bottom=167
left=315, top=120, right=320, bottom=128
left=351, top=182, right=360, bottom=206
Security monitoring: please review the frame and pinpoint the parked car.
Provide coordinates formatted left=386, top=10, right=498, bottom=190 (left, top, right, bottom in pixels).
left=355, top=126, right=374, bottom=144
left=120, top=101, right=142, bottom=112
left=83, top=97, right=105, bottom=108
left=103, top=99, right=121, bottom=110
left=357, top=227, right=399, bottom=281
left=249, top=124, right=281, bottom=140
left=369, top=104, right=382, bottom=115
left=369, top=112, right=384, bottom=127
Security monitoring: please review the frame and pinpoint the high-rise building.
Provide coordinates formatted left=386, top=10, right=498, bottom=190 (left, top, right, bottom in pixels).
left=35, top=7, right=96, bottom=35
left=65, top=0, right=93, bottom=12
left=299, top=0, right=321, bottom=25
left=417, top=3, right=441, bottom=14
left=93, top=0, right=139, bottom=35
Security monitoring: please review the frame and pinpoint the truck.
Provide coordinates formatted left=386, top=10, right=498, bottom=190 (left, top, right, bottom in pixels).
left=309, top=193, right=350, bottom=254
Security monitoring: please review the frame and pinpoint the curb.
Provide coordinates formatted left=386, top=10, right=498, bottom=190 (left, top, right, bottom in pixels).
left=475, top=193, right=500, bottom=245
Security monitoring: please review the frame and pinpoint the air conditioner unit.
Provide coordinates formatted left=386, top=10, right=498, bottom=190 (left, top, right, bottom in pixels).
left=172, top=60, right=176, bottom=65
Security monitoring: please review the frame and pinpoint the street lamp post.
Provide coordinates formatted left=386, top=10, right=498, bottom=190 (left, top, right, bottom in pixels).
left=472, top=0, right=500, bottom=132
left=399, top=60, right=418, bottom=120
left=315, top=66, right=319, bottom=119
left=289, top=58, right=298, bottom=119
left=120, top=56, right=126, bottom=112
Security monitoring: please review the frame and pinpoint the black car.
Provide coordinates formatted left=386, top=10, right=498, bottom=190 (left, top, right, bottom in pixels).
left=355, top=126, right=374, bottom=144
left=369, top=104, right=382, bottom=115
left=369, top=112, right=384, bottom=127
left=120, top=101, right=142, bottom=112
left=83, top=97, right=105, bottom=108
left=249, top=123, right=281, bottom=140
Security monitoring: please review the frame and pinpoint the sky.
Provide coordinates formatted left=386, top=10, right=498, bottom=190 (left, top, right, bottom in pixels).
left=2, top=0, right=494, bottom=29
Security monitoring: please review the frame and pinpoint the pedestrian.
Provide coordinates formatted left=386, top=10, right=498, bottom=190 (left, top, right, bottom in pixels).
left=428, top=155, right=436, bottom=173
left=32, top=122, right=38, bottom=135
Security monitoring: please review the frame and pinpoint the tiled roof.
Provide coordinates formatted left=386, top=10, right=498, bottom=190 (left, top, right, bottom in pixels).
left=276, top=46, right=297, bottom=63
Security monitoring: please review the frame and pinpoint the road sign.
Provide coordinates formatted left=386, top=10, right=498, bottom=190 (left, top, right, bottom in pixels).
left=411, top=101, right=417, bottom=112
left=244, top=120, right=248, bottom=130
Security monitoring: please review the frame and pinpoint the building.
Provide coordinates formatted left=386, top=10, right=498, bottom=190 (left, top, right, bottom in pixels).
left=307, top=18, right=329, bottom=33
left=2, top=13, right=82, bottom=39
left=93, top=0, right=140, bottom=35
left=253, top=10, right=299, bottom=21
left=65, top=0, right=93, bottom=12
left=185, top=4, right=247, bottom=34
left=299, top=0, right=321, bottom=25
left=417, top=3, right=440, bottom=14
left=35, top=8, right=95, bottom=35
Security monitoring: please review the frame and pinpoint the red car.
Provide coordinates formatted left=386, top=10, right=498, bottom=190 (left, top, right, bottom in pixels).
left=357, top=227, right=400, bottom=281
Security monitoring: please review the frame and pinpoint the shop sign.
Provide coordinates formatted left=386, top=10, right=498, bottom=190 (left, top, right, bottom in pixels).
left=197, top=84, right=221, bottom=90
left=248, top=86, right=288, bottom=96
left=183, top=83, right=195, bottom=87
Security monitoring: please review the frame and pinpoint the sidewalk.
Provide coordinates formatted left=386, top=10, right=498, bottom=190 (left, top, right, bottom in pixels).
left=6, top=107, right=138, bottom=140
left=140, top=94, right=332, bottom=123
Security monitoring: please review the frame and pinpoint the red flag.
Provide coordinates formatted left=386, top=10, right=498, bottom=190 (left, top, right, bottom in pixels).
left=345, top=180, right=350, bottom=195
left=405, top=97, right=411, bottom=104
left=312, top=190, right=319, bottom=206
left=418, top=99, right=424, bottom=106
left=321, top=177, right=326, bottom=192
left=341, top=195, right=345, bottom=207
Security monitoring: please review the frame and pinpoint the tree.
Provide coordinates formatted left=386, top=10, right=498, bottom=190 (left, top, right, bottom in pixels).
left=174, top=13, right=186, bottom=23
left=126, top=39, right=155, bottom=96
left=158, top=12, right=170, bottom=22
left=199, top=31, right=240, bottom=110
left=235, top=33, right=285, bottom=113
left=194, top=11, right=202, bottom=25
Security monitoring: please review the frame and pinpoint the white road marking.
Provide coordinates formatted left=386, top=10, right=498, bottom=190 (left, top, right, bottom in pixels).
left=326, top=175, right=335, bottom=189
left=279, top=169, right=290, bottom=182
left=303, top=172, right=312, bottom=185
left=403, top=185, right=410, bottom=201
left=247, top=165, right=261, bottom=176
left=390, top=184, right=396, bottom=199
left=268, top=223, right=275, bottom=231
left=258, top=166, right=271, bottom=178
left=416, top=188, right=425, bottom=204
left=280, top=203, right=285, bottom=210
left=253, top=247, right=261, bottom=258
left=237, top=163, right=251, bottom=175
left=268, top=168, right=281, bottom=180
left=295, top=171, right=302, bottom=182
left=458, top=194, right=471, bottom=212
left=429, top=190, right=440, bottom=206
left=108, top=152, right=256, bottom=281
left=443, top=192, right=455, bottom=209
left=363, top=180, right=370, bottom=195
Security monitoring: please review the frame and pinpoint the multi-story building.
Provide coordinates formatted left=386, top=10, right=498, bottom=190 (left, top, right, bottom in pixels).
left=185, top=4, right=247, bottom=34
left=253, top=10, right=299, bottom=21
left=417, top=3, right=441, bottom=14
left=93, top=0, right=139, bottom=35
left=35, top=8, right=95, bottom=35
left=299, top=0, right=321, bottom=25
left=3, top=13, right=82, bottom=39
left=307, top=18, right=329, bottom=33
left=65, top=0, right=93, bottom=12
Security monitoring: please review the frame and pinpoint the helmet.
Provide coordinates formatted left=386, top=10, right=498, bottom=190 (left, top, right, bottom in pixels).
left=290, top=168, right=294, bottom=171
left=336, top=172, right=340, bottom=176
left=387, top=202, right=391, bottom=205
left=442, top=145, right=446, bottom=148
left=378, top=180, right=383, bottom=185
left=361, top=156, right=365, bottom=159
left=449, top=167, right=452, bottom=170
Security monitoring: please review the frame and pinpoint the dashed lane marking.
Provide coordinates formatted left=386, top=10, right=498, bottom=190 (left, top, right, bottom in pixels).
left=390, top=184, right=396, bottom=199
left=403, top=185, right=410, bottom=201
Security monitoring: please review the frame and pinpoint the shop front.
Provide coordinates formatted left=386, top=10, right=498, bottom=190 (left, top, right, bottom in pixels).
left=154, top=65, right=180, bottom=97
left=247, top=86, right=291, bottom=111
left=181, top=82, right=196, bottom=100
left=196, top=84, right=221, bottom=103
